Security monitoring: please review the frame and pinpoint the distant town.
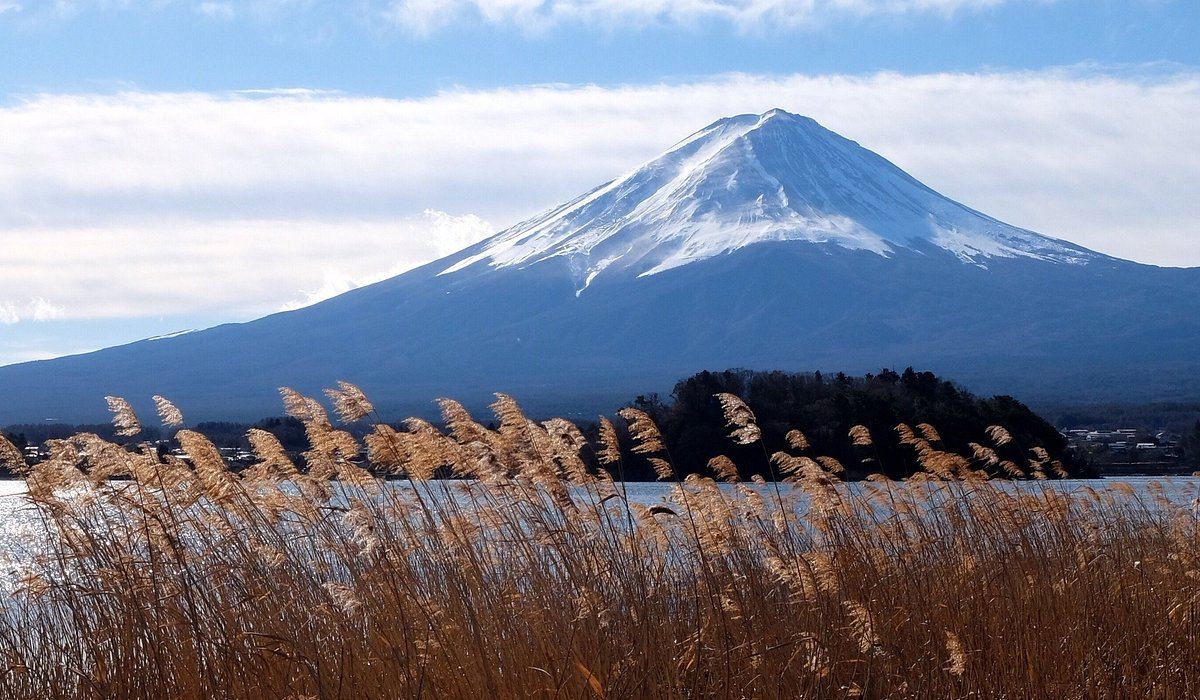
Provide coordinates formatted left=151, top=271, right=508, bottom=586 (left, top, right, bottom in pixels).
left=1063, top=427, right=1194, bottom=476
left=17, top=441, right=258, bottom=469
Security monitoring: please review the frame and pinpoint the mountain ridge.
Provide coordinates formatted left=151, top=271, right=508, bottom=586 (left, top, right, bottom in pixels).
left=0, top=109, right=1196, bottom=423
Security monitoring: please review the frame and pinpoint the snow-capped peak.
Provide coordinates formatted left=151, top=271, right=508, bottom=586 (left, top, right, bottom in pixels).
left=441, top=109, right=1095, bottom=291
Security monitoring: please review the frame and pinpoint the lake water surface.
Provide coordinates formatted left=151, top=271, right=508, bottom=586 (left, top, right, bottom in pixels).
left=1, top=475, right=1195, bottom=588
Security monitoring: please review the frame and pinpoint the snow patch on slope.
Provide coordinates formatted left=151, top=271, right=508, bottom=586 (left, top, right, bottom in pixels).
left=148, top=329, right=197, bottom=341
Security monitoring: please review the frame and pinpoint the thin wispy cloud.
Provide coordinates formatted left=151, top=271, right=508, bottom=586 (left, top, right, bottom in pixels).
left=0, top=68, right=1197, bottom=363
left=4, top=0, right=1023, bottom=32
left=383, top=0, right=1015, bottom=34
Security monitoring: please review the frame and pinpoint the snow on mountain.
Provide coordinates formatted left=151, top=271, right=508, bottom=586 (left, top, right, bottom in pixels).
left=441, top=109, right=1096, bottom=293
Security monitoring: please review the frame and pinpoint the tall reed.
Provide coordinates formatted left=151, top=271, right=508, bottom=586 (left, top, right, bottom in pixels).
left=0, top=386, right=1195, bottom=699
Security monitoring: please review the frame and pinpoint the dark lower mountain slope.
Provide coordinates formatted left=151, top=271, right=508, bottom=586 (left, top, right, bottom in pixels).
left=2, top=242, right=1197, bottom=423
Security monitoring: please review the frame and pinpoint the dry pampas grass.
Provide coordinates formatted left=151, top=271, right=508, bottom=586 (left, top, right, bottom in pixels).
left=0, top=383, right=1196, bottom=700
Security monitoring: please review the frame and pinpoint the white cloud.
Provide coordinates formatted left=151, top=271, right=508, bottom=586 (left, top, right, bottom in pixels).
left=1, top=68, right=1198, bottom=362
left=279, top=268, right=363, bottom=311
left=0, top=302, right=18, bottom=325
left=195, top=1, right=235, bottom=19
left=0, top=2, right=22, bottom=14
left=0, top=297, right=65, bottom=324
left=277, top=210, right=493, bottom=310
left=422, top=209, right=494, bottom=256
left=28, top=297, right=65, bottom=320
left=0, top=217, right=492, bottom=322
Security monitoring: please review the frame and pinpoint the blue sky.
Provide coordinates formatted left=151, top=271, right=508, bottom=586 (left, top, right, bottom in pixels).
left=3, top=1, right=1197, bottom=95
left=1, top=0, right=1199, bottom=366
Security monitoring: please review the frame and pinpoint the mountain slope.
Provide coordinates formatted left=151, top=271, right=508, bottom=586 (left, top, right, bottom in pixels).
left=1, top=110, right=1197, bottom=423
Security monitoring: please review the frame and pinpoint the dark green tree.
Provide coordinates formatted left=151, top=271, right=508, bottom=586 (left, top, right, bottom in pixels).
left=618, top=367, right=1084, bottom=481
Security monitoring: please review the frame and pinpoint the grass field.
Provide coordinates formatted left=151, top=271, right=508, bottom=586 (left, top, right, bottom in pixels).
left=0, top=386, right=1197, bottom=699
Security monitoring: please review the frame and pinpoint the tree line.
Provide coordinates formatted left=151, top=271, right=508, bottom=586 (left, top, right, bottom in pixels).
left=615, top=367, right=1092, bottom=480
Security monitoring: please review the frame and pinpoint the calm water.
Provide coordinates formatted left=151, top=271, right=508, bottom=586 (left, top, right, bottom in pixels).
left=1, top=476, right=1196, bottom=591
left=618, top=476, right=1200, bottom=507
left=2, top=476, right=1196, bottom=515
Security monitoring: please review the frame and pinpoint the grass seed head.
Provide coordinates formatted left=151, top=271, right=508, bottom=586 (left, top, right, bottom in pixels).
left=152, top=395, right=185, bottom=428
left=438, top=398, right=489, bottom=444
left=647, top=457, right=675, bottom=481
left=716, top=392, right=761, bottom=445
left=917, top=422, right=942, bottom=443
left=843, top=600, right=881, bottom=656
left=105, top=396, right=141, bottom=437
left=707, top=455, right=741, bottom=483
left=279, top=387, right=311, bottom=421
left=945, top=630, right=966, bottom=676
left=597, top=417, right=622, bottom=465
left=849, top=425, right=873, bottom=447
left=617, top=408, right=665, bottom=455
left=786, top=429, right=810, bottom=451
left=986, top=425, right=1013, bottom=446
left=0, top=434, right=27, bottom=475
left=324, top=381, right=375, bottom=423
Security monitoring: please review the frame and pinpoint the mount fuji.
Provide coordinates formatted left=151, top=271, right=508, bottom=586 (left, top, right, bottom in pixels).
left=2, top=109, right=1198, bottom=422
